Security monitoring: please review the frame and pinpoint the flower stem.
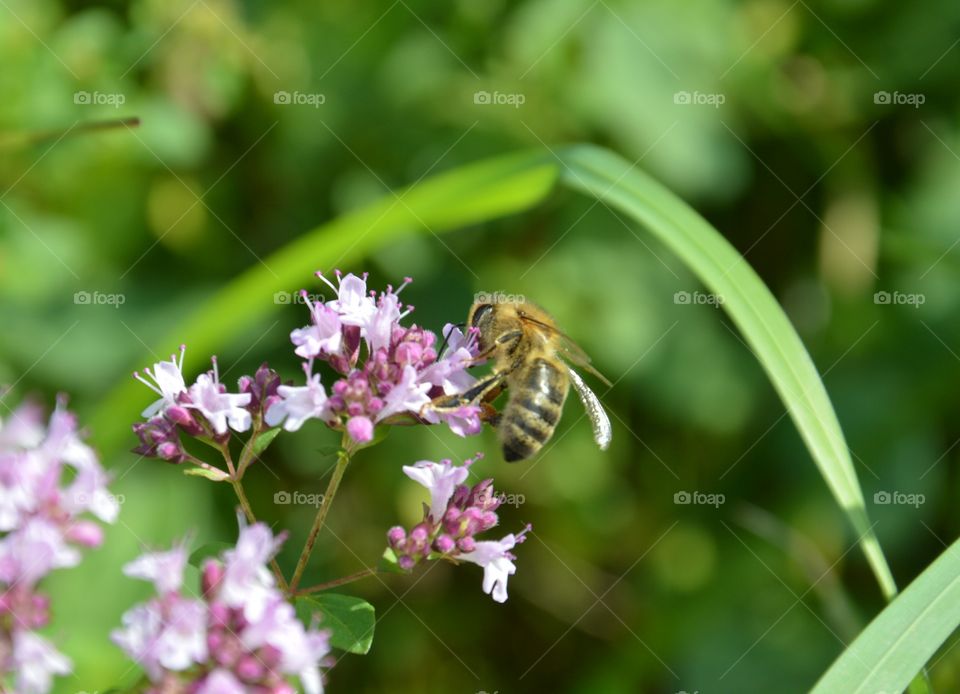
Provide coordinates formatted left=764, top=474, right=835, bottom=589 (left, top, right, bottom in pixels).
left=235, top=414, right=263, bottom=480
left=289, top=440, right=353, bottom=593
left=221, top=441, right=289, bottom=592
left=293, top=567, right=379, bottom=596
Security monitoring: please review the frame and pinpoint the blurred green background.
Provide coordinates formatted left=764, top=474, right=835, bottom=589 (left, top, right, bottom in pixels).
left=2, top=0, right=960, bottom=691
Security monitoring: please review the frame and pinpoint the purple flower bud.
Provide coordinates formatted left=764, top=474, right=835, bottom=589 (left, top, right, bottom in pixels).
left=457, top=536, right=476, bottom=553
left=398, top=555, right=415, bottom=571
left=207, top=630, right=224, bottom=654
left=434, top=534, right=455, bottom=553
left=450, top=484, right=470, bottom=508
left=260, top=644, right=284, bottom=668
left=387, top=526, right=406, bottom=547
left=156, top=441, right=185, bottom=463
left=166, top=405, right=204, bottom=436
left=133, top=416, right=186, bottom=463
left=28, top=593, right=50, bottom=628
left=209, top=601, right=231, bottom=627
left=410, top=525, right=429, bottom=543
left=346, top=416, right=374, bottom=443
left=202, top=559, right=224, bottom=597
left=236, top=654, right=264, bottom=680
left=67, top=521, right=104, bottom=547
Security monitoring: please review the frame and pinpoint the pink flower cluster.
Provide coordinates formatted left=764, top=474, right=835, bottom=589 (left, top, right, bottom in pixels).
left=265, top=271, right=483, bottom=444
left=0, top=397, right=119, bottom=693
left=112, top=522, right=330, bottom=693
left=133, top=348, right=281, bottom=464
left=387, top=456, right=529, bottom=603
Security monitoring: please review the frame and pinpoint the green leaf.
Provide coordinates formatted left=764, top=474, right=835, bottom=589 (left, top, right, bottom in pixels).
left=91, top=150, right=557, bottom=453
left=378, top=547, right=409, bottom=575
left=252, top=426, right=281, bottom=456
left=812, top=538, right=960, bottom=693
left=557, top=144, right=896, bottom=599
left=183, top=465, right=229, bottom=482
left=297, top=593, right=376, bottom=655
left=188, top=542, right=231, bottom=567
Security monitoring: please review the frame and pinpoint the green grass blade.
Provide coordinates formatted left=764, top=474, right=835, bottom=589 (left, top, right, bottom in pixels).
left=812, top=537, right=960, bottom=693
left=91, top=150, right=557, bottom=452
left=557, top=144, right=897, bottom=600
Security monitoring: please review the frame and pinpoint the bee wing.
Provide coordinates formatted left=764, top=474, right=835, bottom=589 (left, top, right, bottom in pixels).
left=518, top=314, right=612, bottom=386
left=567, top=367, right=612, bottom=451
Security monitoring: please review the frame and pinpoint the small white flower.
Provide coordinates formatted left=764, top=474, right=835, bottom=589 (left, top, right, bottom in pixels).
left=111, top=597, right=208, bottom=679
left=0, top=451, right=45, bottom=531
left=0, top=400, right=46, bottom=449
left=241, top=597, right=331, bottom=693
left=197, top=669, right=246, bottom=694
left=187, top=372, right=252, bottom=435
left=122, top=541, right=188, bottom=594
left=420, top=324, right=478, bottom=394
left=158, top=598, right=208, bottom=671
left=376, top=365, right=431, bottom=422
left=402, top=459, right=470, bottom=521
left=135, top=346, right=188, bottom=418
left=319, top=272, right=377, bottom=327
left=12, top=631, right=71, bottom=694
left=366, top=293, right=400, bottom=354
left=265, top=373, right=330, bottom=432
left=64, top=463, right=119, bottom=524
left=459, top=533, right=521, bottom=603
left=292, top=300, right=343, bottom=359
left=0, top=517, right=81, bottom=584
left=220, top=522, right=284, bottom=621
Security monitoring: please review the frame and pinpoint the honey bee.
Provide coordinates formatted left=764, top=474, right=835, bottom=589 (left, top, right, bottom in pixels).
left=433, top=300, right=612, bottom=462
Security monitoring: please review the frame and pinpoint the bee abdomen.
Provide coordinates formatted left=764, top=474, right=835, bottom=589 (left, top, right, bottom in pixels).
left=500, top=358, right=568, bottom=462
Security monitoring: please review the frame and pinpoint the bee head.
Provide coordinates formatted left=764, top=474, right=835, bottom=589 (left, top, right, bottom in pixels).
left=467, top=302, right=495, bottom=349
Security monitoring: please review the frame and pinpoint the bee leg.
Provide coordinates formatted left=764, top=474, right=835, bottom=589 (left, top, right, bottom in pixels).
left=480, top=401, right=501, bottom=427
left=468, top=330, right=523, bottom=365
left=424, top=372, right=506, bottom=413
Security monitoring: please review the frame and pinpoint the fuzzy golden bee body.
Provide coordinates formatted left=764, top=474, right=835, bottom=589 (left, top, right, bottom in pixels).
left=437, top=299, right=612, bottom=462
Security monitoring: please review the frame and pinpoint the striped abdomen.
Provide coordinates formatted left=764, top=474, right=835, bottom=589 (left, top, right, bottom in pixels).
left=500, top=357, right=569, bottom=462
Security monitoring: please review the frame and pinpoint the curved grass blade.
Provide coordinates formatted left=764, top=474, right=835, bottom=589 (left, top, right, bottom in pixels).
left=558, top=144, right=897, bottom=601
left=812, top=537, right=960, bottom=693
left=91, top=150, right=557, bottom=452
